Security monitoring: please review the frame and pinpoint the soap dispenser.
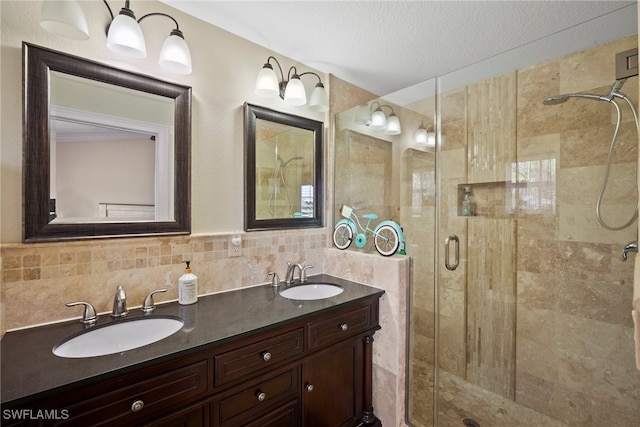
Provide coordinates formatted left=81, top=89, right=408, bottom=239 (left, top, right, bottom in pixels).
left=179, top=260, right=198, bottom=305
left=461, top=185, right=475, bottom=216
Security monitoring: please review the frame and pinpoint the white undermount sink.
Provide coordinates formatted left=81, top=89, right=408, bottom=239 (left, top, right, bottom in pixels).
left=279, top=283, right=344, bottom=300
left=52, top=315, right=184, bottom=358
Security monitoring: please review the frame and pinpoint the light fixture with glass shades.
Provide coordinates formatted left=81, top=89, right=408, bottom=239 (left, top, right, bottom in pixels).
left=40, top=0, right=90, bottom=40
left=39, top=0, right=192, bottom=75
left=354, top=102, right=402, bottom=135
left=414, top=121, right=436, bottom=148
left=255, top=56, right=329, bottom=112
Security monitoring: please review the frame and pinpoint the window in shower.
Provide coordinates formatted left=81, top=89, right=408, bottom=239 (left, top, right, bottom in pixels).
left=509, top=158, right=556, bottom=214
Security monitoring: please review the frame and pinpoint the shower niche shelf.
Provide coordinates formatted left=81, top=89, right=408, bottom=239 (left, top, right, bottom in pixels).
left=456, top=181, right=514, bottom=218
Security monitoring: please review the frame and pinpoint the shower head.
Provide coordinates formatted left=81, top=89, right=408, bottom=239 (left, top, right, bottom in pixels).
left=543, top=92, right=612, bottom=106
left=543, top=95, right=570, bottom=105
left=281, top=156, right=303, bottom=167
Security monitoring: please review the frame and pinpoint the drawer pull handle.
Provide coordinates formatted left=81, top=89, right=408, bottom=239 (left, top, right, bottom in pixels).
left=257, top=392, right=266, bottom=402
left=262, top=351, right=272, bottom=361
left=306, top=384, right=314, bottom=392
left=131, top=399, right=144, bottom=412
left=340, top=323, right=348, bottom=331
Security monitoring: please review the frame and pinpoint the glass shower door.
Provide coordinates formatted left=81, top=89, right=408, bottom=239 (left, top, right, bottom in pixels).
left=430, top=34, right=640, bottom=427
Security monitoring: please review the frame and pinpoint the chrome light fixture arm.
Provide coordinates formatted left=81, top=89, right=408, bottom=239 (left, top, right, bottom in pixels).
left=263, top=56, right=288, bottom=99
left=102, top=0, right=116, bottom=21
left=138, top=12, right=185, bottom=39
left=256, top=56, right=329, bottom=112
left=101, top=1, right=192, bottom=74
left=102, top=1, right=184, bottom=38
left=298, top=71, right=325, bottom=88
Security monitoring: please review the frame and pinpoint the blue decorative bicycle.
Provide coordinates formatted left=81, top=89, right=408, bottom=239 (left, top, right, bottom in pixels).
left=333, top=205, right=405, bottom=256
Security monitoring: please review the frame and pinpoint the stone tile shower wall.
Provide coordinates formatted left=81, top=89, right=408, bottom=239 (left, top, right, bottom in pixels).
left=0, top=230, right=326, bottom=331
left=431, top=35, right=640, bottom=426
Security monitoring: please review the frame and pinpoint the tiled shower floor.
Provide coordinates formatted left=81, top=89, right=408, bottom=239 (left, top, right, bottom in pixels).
left=409, top=360, right=567, bottom=427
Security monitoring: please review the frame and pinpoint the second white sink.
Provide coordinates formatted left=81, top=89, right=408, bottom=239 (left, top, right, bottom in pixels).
left=53, top=315, right=183, bottom=358
left=280, top=283, right=344, bottom=300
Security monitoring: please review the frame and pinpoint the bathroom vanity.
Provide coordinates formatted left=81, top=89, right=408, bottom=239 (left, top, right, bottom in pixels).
left=1, top=275, right=384, bottom=426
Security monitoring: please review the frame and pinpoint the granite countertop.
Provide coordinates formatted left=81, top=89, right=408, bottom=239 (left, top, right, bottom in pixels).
left=0, top=274, right=384, bottom=404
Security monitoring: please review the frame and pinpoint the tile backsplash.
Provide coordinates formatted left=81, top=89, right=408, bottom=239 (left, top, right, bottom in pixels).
left=1, top=229, right=327, bottom=332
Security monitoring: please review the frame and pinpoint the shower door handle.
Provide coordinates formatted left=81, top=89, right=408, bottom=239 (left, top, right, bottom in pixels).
left=444, top=234, right=460, bottom=271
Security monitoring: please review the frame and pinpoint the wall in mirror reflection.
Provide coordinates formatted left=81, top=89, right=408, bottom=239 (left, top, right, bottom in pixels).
left=255, top=119, right=314, bottom=220
left=49, top=71, right=175, bottom=223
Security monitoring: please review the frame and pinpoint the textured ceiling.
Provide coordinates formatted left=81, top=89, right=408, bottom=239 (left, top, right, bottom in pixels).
left=161, top=1, right=637, bottom=96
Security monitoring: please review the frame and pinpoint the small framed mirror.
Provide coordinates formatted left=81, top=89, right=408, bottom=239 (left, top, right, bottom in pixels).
left=23, top=43, right=191, bottom=242
left=244, top=103, right=324, bottom=230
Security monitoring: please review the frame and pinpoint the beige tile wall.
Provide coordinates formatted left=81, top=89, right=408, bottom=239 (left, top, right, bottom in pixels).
left=324, top=247, right=410, bottom=427
left=0, top=230, right=326, bottom=331
left=429, top=34, right=640, bottom=426
left=514, top=34, right=639, bottom=426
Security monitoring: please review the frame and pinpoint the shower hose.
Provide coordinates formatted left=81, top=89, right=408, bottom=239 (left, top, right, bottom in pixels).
left=596, top=92, right=639, bottom=231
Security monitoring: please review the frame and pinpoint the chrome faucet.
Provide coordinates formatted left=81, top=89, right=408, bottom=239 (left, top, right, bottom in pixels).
left=285, top=262, right=302, bottom=285
left=111, top=286, right=128, bottom=318
left=284, top=262, right=315, bottom=284
left=621, top=241, right=638, bottom=261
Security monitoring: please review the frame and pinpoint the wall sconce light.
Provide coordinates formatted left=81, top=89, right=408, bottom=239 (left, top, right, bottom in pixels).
left=40, top=0, right=192, bottom=75
left=355, top=102, right=402, bottom=135
left=255, top=56, right=329, bottom=112
left=415, top=121, right=436, bottom=148
left=40, top=0, right=90, bottom=40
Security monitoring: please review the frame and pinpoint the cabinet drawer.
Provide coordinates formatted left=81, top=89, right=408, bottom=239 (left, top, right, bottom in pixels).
left=308, top=304, right=374, bottom=350
left=216, top=367, right=299, bottom=426
left=55, top=359, right=208, bottom=426
left=243, top=399, right=299, bottom=427
left=214, top=328, right=304, bottom=387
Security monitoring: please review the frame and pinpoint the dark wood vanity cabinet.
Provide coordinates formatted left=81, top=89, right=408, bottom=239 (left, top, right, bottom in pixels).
left=2, top=296, right=381, bottom=427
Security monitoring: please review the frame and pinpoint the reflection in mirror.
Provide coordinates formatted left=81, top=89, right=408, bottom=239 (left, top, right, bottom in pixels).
left=49, top=72, right=175, bottom=223
left=244, top=104, right=323, bottom=230
left=23, top=43, right=191, bottom=242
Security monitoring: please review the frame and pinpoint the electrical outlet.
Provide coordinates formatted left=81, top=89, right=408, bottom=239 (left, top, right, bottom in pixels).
left=228, top=235, right=242, bottom=257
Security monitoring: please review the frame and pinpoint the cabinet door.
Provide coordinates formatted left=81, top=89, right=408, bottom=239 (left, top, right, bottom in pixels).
left=302, top=337, right=363, bottom=427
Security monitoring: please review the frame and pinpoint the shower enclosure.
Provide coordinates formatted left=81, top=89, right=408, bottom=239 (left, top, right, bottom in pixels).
left=335, top=34, right=640, bottom=427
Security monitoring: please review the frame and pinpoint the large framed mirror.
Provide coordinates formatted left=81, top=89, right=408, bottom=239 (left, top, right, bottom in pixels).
left=244, top=103, right=323, bottom=230
left=23, top=43, right=191, bottom=242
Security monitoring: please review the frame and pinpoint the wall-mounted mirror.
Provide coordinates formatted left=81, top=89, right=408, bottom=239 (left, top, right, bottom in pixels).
left=23, top=43, right=191, bottom=242
left=244, top=103, right=323, bottom=230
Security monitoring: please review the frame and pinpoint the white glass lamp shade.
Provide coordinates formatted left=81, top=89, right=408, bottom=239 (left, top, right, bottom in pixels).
left=415, top=126, right=428, bottom=145
left=255, top=64, right=279, bottom=97
left=384, top=113, right=402, bottom=135
left=308, top=83, right=329, bottom=112
left=159, top=31, right=192, bottom=75
left=427, top=132, right=436, bottom=148
left=355, top=104, right=371, bottom=125
left=284, top=76, right=307, bottom=106
left=107, top=11, right=146, bottom=58
left=40, top=0, right=89, bottom=40
left=369, top=108, right=387, bottom=130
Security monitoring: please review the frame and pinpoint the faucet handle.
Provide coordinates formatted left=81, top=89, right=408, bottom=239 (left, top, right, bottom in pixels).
left=300, top=265, right=314, bottom=283
left=142, top=289, right=168, bottom=313
left=268, top=272, right=281, bottom=287
left=66, top=301, right=97, bottom=325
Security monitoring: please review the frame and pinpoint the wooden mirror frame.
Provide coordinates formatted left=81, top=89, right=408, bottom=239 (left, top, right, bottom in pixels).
left=22, top=43, right=191, bottom=242
left=244, top=103, right=324, bottom=231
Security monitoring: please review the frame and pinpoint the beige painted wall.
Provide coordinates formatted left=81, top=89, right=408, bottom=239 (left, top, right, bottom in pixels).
left=0, top=0, right=327, bottom=243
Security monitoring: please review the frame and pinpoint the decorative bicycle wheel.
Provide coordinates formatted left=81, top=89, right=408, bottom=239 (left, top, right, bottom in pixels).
left=374, top=225, right=400, bottom=256
left=333, top=223, right=353, bottom=250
